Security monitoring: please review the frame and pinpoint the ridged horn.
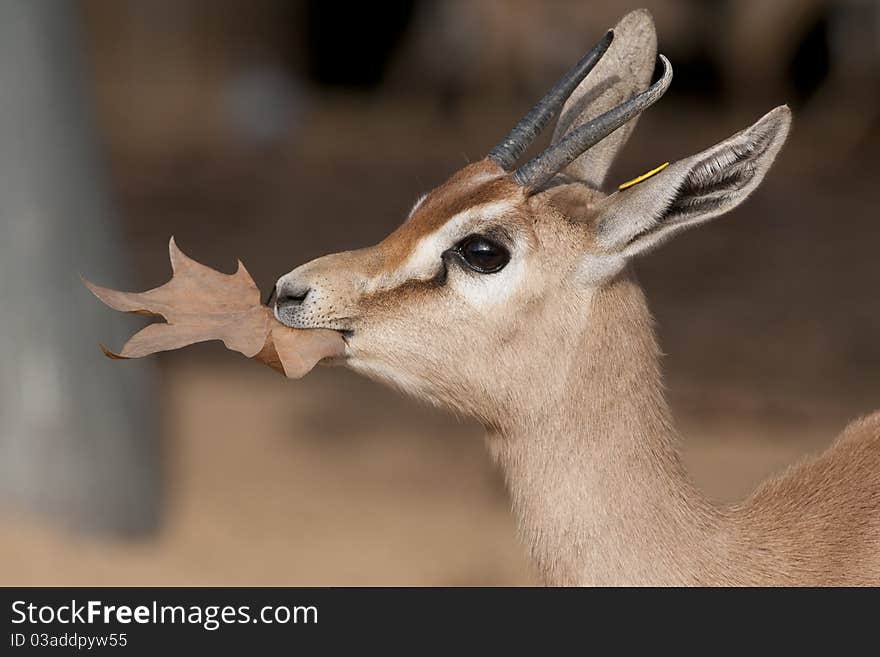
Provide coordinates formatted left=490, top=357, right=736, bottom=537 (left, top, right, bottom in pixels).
left=513, top=55, right=673, bottom=190
left=487, top=31, right=614, bottom=171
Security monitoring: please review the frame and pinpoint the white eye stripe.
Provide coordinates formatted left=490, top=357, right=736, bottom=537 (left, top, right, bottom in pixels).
left=401, top=201, right=514, bottom=275
left=367, top=200, right=515, bottom=292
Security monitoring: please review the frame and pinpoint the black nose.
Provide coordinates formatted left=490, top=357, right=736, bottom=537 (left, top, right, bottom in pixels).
left=275, top=284, right=310, bottom=310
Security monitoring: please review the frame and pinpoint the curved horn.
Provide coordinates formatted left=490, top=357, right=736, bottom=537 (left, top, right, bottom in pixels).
left=488, top=31, right=614, bottom=171
left=513, top=55, right=673, bottom=190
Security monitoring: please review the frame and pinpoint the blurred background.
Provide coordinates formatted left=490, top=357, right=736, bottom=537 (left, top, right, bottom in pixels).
left=1, top=0, right=878, bottom=585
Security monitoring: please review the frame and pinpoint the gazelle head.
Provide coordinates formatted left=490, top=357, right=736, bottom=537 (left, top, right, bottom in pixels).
left=274, top=11, right=791, bottom=427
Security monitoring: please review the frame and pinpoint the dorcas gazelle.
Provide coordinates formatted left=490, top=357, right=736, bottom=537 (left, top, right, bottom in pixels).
left=273, top=10, right=880, bottom=586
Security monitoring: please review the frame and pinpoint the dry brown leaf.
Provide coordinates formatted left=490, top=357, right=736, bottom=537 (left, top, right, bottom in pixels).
left=83, top=238, right=345, bottom=378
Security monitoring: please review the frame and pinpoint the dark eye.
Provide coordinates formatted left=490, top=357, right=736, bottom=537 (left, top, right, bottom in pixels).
left=457, top=235, right=510, bottom=274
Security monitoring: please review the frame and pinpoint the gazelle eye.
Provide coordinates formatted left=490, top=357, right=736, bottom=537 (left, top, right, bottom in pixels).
left=457, top=235, right=510, bottom=274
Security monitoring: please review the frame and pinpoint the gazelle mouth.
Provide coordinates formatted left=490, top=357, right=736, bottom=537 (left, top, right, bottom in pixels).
left=272, top=310, right=353, bottom=348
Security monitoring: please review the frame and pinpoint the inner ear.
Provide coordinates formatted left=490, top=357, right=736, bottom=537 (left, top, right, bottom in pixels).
left=594, top=105, right=792, bottom=256
left=668, top=126, right=775, bottom=220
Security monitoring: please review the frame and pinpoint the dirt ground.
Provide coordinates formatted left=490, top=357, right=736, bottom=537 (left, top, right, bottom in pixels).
left=1, top=100, right=878, bottom=585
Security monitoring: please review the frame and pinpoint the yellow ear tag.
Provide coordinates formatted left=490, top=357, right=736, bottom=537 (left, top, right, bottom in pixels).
left=618, top=162, right=670, bottom=191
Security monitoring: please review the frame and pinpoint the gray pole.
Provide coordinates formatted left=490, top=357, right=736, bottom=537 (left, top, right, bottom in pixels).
left=0, top=0, right=161, bottom=534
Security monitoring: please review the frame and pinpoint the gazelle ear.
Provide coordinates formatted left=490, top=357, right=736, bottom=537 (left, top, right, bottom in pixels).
left=594, top=106, right=792, bottom=258
left=551, top=9, right=657, bottom=188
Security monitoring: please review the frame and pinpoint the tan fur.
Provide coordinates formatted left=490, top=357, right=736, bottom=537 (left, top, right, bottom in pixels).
left=488, top=274, right=880, bottom=585
left=275, top=153, right=880, bottom=584
left=732, top=414, right=880, bottom=585
left=376, top=160, right=519, bottom=274
left=273, top=13, right=879, bottom=584
left=278, top=143, right=880, bottom=585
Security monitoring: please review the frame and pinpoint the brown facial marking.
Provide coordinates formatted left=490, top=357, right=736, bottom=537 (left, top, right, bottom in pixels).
left=375, top=159, right=524, bottom=274
left=358, top=264, right=448, bottom=314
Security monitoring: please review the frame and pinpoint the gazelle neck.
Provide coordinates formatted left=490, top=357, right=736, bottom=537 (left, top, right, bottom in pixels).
left=486, top=272, right=724, bottom=585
